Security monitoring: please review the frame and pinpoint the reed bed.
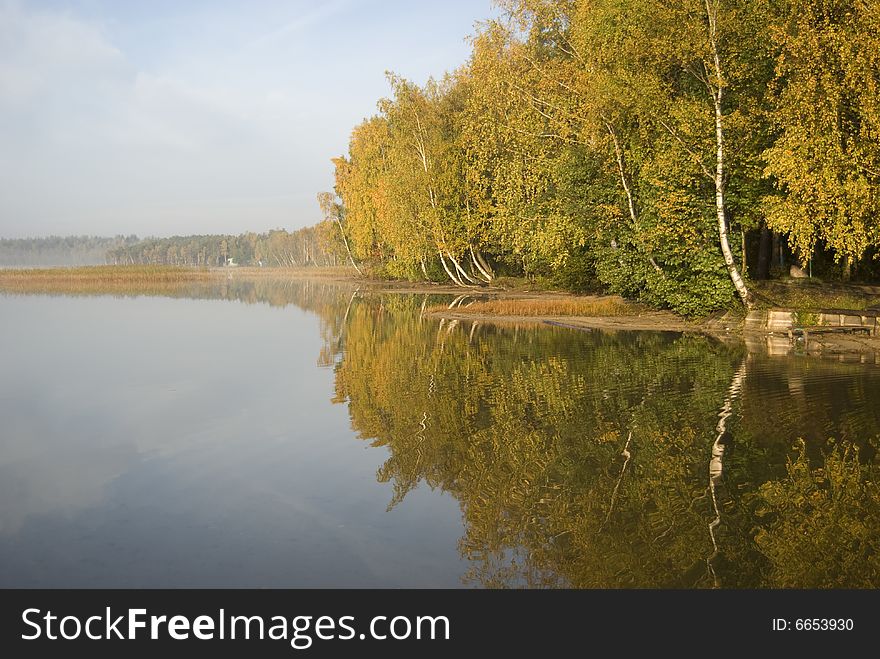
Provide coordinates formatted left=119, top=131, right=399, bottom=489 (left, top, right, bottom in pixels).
left=0, top=265, right=221, bottom=296
left=0, top=265, right=359, bottom=297
left=430, top=295, right=642, bottom=317
left=0, top=265, right=216, bottom=281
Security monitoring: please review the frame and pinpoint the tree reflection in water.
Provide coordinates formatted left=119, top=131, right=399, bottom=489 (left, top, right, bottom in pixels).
left=101, top=277, right=878, bottom=588
left=324, top=292, right=880, bottom=588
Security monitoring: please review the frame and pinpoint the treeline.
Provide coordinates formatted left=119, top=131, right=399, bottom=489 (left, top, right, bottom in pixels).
left=106, top=224, right=344, bottom=267
left=330, top=0, right=880, bottom=314
left=0, top=236, right=139, bottom=267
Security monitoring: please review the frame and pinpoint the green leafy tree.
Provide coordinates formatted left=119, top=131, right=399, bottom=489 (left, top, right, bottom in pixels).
left=763, top=0, right=880, bottom=277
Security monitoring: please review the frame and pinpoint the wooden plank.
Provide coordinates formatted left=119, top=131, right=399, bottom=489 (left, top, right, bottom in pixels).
left=789, top=325, right=872, bottom=340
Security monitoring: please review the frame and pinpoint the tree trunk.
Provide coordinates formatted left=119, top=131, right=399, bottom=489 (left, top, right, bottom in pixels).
left=438, top=251, right=468, bottom=287
left=469, top=246, right=493, bottom=282
left=448, top=252, right=480, bottom=285
left=607, top=122, right=662, bottom=273
left=473, top=248, right=495, bottom=281
left=707, top=0, right=752, bottom=309
left=335, top=217, right=362, bottom=275
left=756, top=225, right=771, bottom=279
left=713, top=101, right=751, bottom=307
left=772, top=231, right=782, bottom=270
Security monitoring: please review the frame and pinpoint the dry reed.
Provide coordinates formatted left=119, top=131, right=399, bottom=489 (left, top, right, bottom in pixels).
left=430, top=296, right=641, bottom=317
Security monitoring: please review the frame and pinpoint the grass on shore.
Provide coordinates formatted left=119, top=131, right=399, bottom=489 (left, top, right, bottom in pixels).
left=429, top=295, right=643, bottom=317
left=753, top=280, right=880, bottom=312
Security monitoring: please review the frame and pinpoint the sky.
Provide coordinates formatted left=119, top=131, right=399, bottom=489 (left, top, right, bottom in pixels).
left=0, top=0, right=497, bottom=239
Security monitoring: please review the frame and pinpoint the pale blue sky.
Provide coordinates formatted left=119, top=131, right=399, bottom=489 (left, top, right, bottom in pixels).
left=0, top=0, right=497, bottom=238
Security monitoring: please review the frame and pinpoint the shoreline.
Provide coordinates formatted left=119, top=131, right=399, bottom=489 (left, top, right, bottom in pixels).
left=424, top=308, right=703, bottom=335
left=427, top=306, right=880, bottom=361
left=2, top=265, right=879, bottom=358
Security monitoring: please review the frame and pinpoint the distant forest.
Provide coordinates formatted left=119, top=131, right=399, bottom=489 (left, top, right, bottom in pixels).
left=0, top=236, right=140, bottom=267
left=1, top=223, right=344, bottom=268
left=105, top=224, right=341, bottom=267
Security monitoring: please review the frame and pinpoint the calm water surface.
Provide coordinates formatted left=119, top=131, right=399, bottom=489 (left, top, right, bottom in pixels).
left=1, top=279, right=878, bottom=587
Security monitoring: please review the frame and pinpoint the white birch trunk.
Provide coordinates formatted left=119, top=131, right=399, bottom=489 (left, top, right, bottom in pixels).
left=706, top=0, right=752, bottom=309
left=448, top=252, right=481, bottom=285
left=470, top=245, right=494, bottom=282
left=335, top=216, right=362, bottom=275
left=438, top=250, right=467, bottom=287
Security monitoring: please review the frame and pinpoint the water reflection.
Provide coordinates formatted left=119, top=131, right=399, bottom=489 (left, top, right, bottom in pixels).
left=0, top=282, right=468, bottom=587
left=2, top=278, right=879, bottom=587
left=327, top=294, right=880, bottom=588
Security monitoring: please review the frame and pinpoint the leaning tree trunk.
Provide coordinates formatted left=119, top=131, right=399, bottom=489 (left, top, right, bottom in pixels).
left=470, top=246, right=494, bottom=282
left=448, top=252, right=481, bottom=285
left=438, top=250, right=469, bottom=287
left=713, top=97, right=751, bottom=308
left=335, top=217, right=362, bottom=276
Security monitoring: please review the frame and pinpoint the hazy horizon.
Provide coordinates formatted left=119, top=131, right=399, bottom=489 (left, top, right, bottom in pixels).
left=0, top=0, right=495, bottom=240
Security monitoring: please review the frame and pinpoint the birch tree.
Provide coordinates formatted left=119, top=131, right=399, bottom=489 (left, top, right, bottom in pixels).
left=623, top=0, right=776, bottom=309
left=763, top=0, right=880, bottom=276
left=317, top=191, right=362, bottom=275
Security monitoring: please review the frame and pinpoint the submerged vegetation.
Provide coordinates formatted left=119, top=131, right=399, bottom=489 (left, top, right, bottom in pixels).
left=325, top=0, right=880, bottom=316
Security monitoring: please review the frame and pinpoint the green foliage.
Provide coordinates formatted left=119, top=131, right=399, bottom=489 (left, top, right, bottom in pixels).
left=792, top=310, right=820, bottom=326
left=330, top=0, right=880, bottom=308
left=550, top=248, right=597, bottom=292
left=763, top=0, right=880, bottom=265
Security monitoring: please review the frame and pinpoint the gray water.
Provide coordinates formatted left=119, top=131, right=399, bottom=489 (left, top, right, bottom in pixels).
left=1, top=280, right=879, bottom=588
left=0, top=291, right=466, bottom=587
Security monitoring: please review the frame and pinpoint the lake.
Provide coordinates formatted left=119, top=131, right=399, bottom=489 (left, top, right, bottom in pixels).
left=1, top=278, right=879, bottom=587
